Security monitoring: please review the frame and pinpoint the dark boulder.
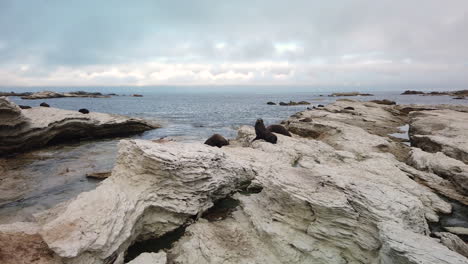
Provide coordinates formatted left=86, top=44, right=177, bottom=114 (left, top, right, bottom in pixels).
left=39, top=102, right=50, bottom=107
left=279, top=102, right=288, bottom=106
left=267, top=124, right=292, bottom=137
left=370, top=99, right=396, bottom=105
left=19, top=105, right=32, bottom=109
left=266, top=102, right=276, bottom=105
left=344, top=107, right=355, bottom=110
left=79, top=108, right=90, bottom=114
left=401, top=90, right=425, bottom=95
left=204, top=134, right=229, bottom=148
left=317, top=104, right=324, bottom=107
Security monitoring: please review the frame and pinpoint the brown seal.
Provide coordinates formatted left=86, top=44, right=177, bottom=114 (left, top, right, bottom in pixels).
left=253, top=119, right=277, bottom=144
left=267, top=124, right=291, bottom=137
left=204, top=134, right=229, bottom=148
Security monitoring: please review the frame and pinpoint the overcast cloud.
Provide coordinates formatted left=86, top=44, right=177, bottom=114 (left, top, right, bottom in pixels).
left=0, top=0, right=467, bottom=88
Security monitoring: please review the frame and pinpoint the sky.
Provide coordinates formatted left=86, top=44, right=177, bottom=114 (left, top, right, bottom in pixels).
left=0, top=0, right=467, bottom=89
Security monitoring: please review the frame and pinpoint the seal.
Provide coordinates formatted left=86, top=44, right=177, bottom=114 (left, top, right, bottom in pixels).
left=267, top=124, right=291, bottom=137
left=253, top=119, right=277, bottom=144
left=79, top=108, right=90, bottom=114
left=39, top=102, right=50, bottom=107
left=204, top=134, right=229, bottom=148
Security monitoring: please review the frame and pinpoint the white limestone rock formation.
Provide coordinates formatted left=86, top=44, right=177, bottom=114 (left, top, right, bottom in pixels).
left=37, top=140, right=257, bottom=263
left=0, top=97, right=159, bottom=155
left=409, top=148, right=468, bottom=195
left=409, top=109, right=468, bottom=164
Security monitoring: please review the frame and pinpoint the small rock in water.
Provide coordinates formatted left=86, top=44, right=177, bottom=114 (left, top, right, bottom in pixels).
left=266, top=101, right=276, bottom=105
left=370, top=99, right=396, bottom=105
left=86, top=171, right=111, bottom=179
left=39, top=102, right=49, bottom=107
left=19, top=105, right=31, bottom=109
left=133, top=94, right=143, bottom=97
left=204, top=134, right=229, bottom=148
left=78, top=108, right=90, bottom=114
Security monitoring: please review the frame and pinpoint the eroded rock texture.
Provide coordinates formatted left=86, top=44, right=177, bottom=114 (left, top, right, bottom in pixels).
left=0, top=97, right=158, bottom=155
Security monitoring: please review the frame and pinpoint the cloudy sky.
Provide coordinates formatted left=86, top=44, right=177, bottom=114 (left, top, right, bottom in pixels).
left=0, top=0, right=467, bottom=89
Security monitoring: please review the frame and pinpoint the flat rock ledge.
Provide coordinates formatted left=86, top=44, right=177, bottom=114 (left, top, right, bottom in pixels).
left=21, top=91, right=111, bottom=99
left=3, top=100, right=468, bottom=264
left=0, top=96, right=159, bottom=155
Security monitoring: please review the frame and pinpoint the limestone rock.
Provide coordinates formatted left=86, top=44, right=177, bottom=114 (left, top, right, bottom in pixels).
left=128, top=252, right=166, bottom=264
left=409, top=148, right=468, bottom=195
left=37, top=140, right=257, bottom=262
left=434, top=232, right=468, bottom=258
left=21, top=91, right=110, bottom=99
left=0, top=98, right=159, bottom=155
left=409, top=109, right=468, bottom=163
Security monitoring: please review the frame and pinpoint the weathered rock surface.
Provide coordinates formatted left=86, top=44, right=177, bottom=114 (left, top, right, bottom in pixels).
left=409, top=109, right=468, bottom=164
left=127, top=252, right=166, bottom=264
left=434, top=232, right=468, bottom=258
left=409, top=148, right=468, bottom=195
left=21, top=91, right=111, bottom=99
left=37, top=140, right=257, bottom=263
left=4, top=100, right=467, bottom=263
left=0, top=97, right=159, bottom=155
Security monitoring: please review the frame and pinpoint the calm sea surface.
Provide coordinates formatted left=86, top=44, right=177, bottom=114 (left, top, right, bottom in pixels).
left=1, top=89, right=467, bottom=223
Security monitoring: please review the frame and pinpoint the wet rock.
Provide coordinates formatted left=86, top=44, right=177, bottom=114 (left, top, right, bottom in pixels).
left=78, top=108, right=89, bottom=114
left=0, top=98, right=159, bottom=156
left=204, top=134, right=229, bottom=148
left=266, top=124, right=291, bottom=137
left=402, top=90, right=426, bottom=95
left=39, top=102, right=50, bottom=107
left=278, top=102, right=288, bottom=106
left=19, top=105, right=32, bottom=109
left=86, top=171, right=111, bottom=180
left=266, top=102, right=276, bottom=105
left=344, top=106, right=355, bottom=110
left=370, top=99, right=396, bottom=105
left=454, top=96, right=466, bottom=100
left=133, top=94, right=144, bottom=97
left=317, top=104, right=324, bottom=107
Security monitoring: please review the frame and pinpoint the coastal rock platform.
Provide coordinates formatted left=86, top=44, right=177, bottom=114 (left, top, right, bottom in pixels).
left=1, top=99, right=467, bottom=263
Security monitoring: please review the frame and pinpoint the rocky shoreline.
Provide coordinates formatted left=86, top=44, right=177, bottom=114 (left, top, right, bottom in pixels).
left=0, top=97, right=159, bottom=156
left=0, top=99, right=467, bottom=263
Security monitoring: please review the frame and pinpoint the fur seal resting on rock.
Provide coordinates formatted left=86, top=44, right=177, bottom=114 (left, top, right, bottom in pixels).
left=253, top=119, right=277, bottom=144
left=204, top=134, right=229, bottom=148
left=79, top=108, right=90, bottom=114
left=39, top=102, right=50, bottom=107
left=267, top=124, right=291, bottom=137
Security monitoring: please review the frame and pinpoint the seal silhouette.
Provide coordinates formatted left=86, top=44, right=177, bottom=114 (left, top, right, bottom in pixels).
left=253, top=119, right=277, bottom=144
left=204, top=134, right=229, bottom=148
left=267, top=124, right=291, bottom=137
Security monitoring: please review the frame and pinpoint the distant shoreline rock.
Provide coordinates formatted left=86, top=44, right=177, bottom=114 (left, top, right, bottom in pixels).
left=277, top=101, right=310, bottom=106
left=20, top=91, right=114, bottom=100
left=401, top=90, right=468, bottom=97
left=0, top=91, right=32, bottom=97
left=0, top=96, right=159, bottom=156
left=329, top=92, right=374, bottom=97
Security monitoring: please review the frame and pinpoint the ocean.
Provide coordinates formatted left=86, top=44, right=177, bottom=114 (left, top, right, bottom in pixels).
left=1, top=89, right=468, bottom=224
